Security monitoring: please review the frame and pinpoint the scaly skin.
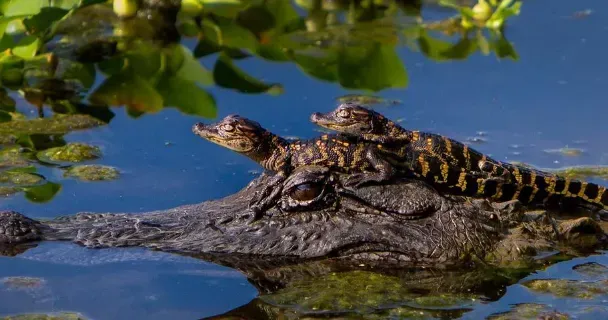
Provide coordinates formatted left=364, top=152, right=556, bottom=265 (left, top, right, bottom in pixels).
left=192, top=115, right=396, bottom=215
left=0, top=166, right=605, bottom=266
left=311, top=103, right=608, bottom=211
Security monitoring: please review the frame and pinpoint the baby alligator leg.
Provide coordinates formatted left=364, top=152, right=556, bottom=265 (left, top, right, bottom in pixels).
left=343, top=148, right=395, bottom=188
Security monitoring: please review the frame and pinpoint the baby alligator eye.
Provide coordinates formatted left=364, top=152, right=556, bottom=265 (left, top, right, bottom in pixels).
left=289, top=183, right=323, bottom=201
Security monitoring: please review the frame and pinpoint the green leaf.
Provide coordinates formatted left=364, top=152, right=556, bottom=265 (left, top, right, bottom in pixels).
left=23, top=7, right=69, bottom=35
left=157, top=75, right=217, bottom=118
left=418, top=32, right=454, bottom=61
left=493, top=34, right=518, bottom=60
left=194, top=19, right=222, bottom=57
left=337, top=44, right=407, bottom=91
left=3, top=0, right=43, bottom=16
left=124, top=48, right=162, bottom=79
left=0, top=109, right=11, bottom=122
left=24, top=181, right=61, bottom=203
left=476, top=31, right=490, bottom=55
left=236, top=5, right=275, bottom=36
left=293, top=51, right=338, bottom=82
left=12, top=35, right=40, bottom=58
left=174, top=45, right=213, bottom=86
left=215, top=16, right=258, bottom=50
left=264, top=0, right=300, bottom=29
left=62, top=61, right=96, bottom=89
left=213, top=53, right=283, bottom=94
left=89, top=72, right=163, bottom=114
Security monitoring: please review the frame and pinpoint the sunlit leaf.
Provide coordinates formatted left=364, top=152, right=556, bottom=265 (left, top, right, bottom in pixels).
left=194, top=20, right=222, bottom=57
left=476, top=31, right=490, bottom=55
left=0, top=110, right=11, bottom=122
left=174, top=45, right=213, bottom=86
left=293, top=51, right=338, bottom=82
left=3, top=0, right=42, bottom=16
left=157, top=75, right=217, bottom=118
left=256, top=44, right=289, bottom=61
left=338, top=44, right=407, bottom=91
left=89, top=72, right=163, bottom=113
left=23, top=181, right=61, bottom=203
left=12, top=35, right=40, bottom=58
left=215, top=16, right=258, bottom=50
left=124, top=48, right=162, bottom=79
left=213, top=53, right=282, bottom=94
left=418, top=32, right=454, bottom=61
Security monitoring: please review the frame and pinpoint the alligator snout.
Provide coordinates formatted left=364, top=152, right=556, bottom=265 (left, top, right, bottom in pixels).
left=310, top=112, right=327, bottom=124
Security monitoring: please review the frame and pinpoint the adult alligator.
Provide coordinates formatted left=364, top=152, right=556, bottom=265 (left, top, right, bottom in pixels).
left=0, top=163, right=606, bottom=267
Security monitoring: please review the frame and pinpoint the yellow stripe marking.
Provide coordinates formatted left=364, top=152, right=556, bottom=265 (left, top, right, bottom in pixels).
left=412, top=131, right=420, bottom=142
left=457, top=171, right=468, bottom=191
left=417, top=154, right=430, bottom=177
left=562, top=179, right=571, bottom=196
left=440, top=162, right=449, bottom=182
left=594, top=187, right=606, bottom=204
left=578, top=182, right=589, bottom=200
left=463, top=145, right=471, bottom=170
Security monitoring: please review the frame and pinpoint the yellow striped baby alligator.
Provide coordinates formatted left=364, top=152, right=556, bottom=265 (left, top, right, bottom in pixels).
left=310, top=103, right=608, bottom=211
left=192, top=115, right=398, bottom=216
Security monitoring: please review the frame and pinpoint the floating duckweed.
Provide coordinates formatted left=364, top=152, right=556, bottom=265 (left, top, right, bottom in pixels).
left=0, top=185, right=21, bottom=197
left=37, top=143, right=101, bottom=163
left=336, top=94, right=402, bottom=107
left=523, top=279, right=608, bottom=299
left=488, top=303, right=568, bottom=320
left=64, top=165, right=120, bottom=181
left=0, top=114, right=105, bottom=135
left=0, top=147, right=29, bottom=168
left=1, top=312, right=88, bottom=320
left=572, top=262, right=608, bottom=278
left=543, top=147, right=584, bottom=157
left=262, top=270, right=475, bottom=313
left=551, top=166, right=608, bottom=181
left=1, top=276, right=45, bottom=289
left=0, top=171, right=43, bottom=186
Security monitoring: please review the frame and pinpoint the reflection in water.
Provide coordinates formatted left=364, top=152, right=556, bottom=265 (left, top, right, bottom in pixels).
left=0, top=0, right=521, bottom=203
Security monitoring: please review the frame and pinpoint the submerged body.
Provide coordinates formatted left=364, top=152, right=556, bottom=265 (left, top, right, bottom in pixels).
left=311, top=104, right=608, bottom=211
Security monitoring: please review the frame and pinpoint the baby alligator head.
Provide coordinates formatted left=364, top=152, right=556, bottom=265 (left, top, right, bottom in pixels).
left=193, top=115, right=266, bottom=153
left=311, top=103, right=384, bottom=136
left=192, top=114, right=284, bottom=165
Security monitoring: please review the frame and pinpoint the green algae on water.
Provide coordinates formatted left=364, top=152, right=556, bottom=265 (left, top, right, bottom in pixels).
left=64, top=164, right=119, bottom=181
left=0, top=114, right=105, bottom=135
left=36, top=143, right=101, bottom=164
left=1, top=312, right=88, bottom=320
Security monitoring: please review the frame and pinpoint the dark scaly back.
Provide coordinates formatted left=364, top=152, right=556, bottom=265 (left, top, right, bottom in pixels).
left=312, top=105, right=608, bottom=211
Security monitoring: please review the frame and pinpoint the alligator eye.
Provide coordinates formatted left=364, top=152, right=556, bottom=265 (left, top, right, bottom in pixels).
left=290, top=183, right=323, bottom=201
left=336, top=109, right=351, bottom=118
left=221, top=124, right=235, bottom=132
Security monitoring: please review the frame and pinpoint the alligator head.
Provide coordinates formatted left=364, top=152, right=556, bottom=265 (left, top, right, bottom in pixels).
left=0, top=165, right=606, bottom=266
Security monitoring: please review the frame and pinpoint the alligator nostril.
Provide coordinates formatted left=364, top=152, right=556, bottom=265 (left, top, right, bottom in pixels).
left=192, top=122, right=205, bottom=133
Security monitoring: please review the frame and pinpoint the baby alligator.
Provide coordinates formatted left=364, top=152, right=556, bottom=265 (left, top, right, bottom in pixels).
left=311, top=103, right=608, bottom=211
left=192, top=115, right=396, bottom=215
